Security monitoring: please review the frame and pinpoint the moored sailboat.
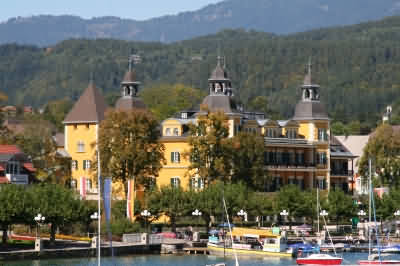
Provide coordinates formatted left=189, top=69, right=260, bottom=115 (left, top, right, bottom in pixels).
left=296, top=188, right=343, bottom=265
left=358, top=159, right=400, bottom=265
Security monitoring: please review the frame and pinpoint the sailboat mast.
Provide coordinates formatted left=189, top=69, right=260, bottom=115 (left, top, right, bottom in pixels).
left=368, top=158, right=372, bottom=257
left=317, top=187, right=320, bottom=234
left=97, top=151, right=101, bottom=266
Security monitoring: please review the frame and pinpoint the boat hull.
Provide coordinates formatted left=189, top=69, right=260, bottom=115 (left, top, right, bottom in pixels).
left=207, top=244, right=293, bottom=258
left=296, top=258, right=343, bottom=265
left=359, top=260, right=400, bottom=265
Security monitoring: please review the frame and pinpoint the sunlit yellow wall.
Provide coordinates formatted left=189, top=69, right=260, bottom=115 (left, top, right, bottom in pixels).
left=157, top=140, right=191, bottom=189
left=298, top=122, right=311, bottom=140
left=162, top=119, right=184, bottom=136
left=65, top=123, right=97, bottom=188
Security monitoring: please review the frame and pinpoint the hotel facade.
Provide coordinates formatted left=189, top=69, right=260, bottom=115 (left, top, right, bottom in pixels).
left=61, top=57, right=355, bottom=201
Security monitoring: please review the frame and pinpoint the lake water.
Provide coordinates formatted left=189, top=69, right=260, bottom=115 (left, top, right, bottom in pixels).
left=3, top=253, right=400, bottom=266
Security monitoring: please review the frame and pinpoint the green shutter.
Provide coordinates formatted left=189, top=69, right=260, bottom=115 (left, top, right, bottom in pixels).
left=171, top=152, right=174, bottom=163
left=177, top=152, right=180, bottom=163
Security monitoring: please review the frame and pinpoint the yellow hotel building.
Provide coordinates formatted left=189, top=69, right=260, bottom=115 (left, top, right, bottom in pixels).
left=157, top=58, right=356, bottom=192
left=63, top=58, right=355, bottom=202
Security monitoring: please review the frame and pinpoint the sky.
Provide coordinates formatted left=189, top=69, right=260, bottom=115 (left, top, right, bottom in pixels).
left=0, top=0, right=223, bottom=23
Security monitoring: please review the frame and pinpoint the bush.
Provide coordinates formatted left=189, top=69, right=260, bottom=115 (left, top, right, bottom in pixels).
left=102, top=218, right=142, bottom=237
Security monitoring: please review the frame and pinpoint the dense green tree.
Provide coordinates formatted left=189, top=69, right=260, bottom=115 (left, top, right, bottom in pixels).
left=231, top=132, right=268, bottom=189
left=359, top=124, right=400, bottom=187
left=14, top=118, right=71, bottom=184
left=148, top=185, right=189, bottom=233
left=30, top=184, right=81, bottom=244
left=0, top=185, right=30, bottom=244
left=98, top=110, right=165, bottom=198
left=42, top=99, right=73, bottom=132
left=321, top=190, right=355, bottom=229
left=141, top=83, right=205, bottom=121
left=275, top=185, right=308, bottom=226
left=186, top=109, right=232, bottom=185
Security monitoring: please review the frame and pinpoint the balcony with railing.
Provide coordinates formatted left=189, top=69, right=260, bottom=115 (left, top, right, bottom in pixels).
left=331, top=169, right=354, bottom=177
left=265, top=137, right=309, bottom=145
left=266, top=161, right=318, bottom=169
left=6, top=173, right=28, bottom=185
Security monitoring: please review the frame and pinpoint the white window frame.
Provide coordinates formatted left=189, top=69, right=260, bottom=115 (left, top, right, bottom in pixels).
left=171, top=151, right=180, bottom=163
left=318, top=128, right=328, bottom=141
left=165, top=128, right=171, bottom=136
left=86, top=179, right=92, bottom=191
left=83, top=160, right=91, bottom=170
left=173, top=128, right=179, bottom=136
left=171, top=177, right=180, bottom=188
left=71, top=179, right=77, bottom=189
left=71, top=160, right=78, bottom=170
left=77, top=141, right=85, bottom=153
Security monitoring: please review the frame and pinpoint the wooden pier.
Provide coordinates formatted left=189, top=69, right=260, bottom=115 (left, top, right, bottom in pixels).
left=183, top=247, right=210, bottom=255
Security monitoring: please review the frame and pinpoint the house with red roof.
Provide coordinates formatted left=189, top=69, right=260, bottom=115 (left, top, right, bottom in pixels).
left=0, top=145, right=36, bottom=184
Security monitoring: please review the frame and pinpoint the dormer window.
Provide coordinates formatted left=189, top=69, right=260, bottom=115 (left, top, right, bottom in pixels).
left=181, top=112, right=187, bottom=119
left=173, top=128, right=179, bottom=136
left=165, top=128, right=171, bottom=136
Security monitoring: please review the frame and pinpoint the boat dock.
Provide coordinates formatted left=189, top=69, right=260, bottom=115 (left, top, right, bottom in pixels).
left=183, top=247, right=210, bottom=255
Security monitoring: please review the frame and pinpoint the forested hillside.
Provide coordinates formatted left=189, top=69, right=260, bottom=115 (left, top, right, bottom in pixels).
left=2, top=16, right=400, bottom=128
left=1, top=0, right=400, bottom=46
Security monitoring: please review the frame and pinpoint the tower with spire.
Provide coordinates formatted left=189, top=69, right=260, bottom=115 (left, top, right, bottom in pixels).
left=115, top=57, right=147, bottom=111
left=63, top=80, right=108, bottom=200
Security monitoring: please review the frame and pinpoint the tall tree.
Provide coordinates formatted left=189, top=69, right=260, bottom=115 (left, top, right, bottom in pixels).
left=359, top=124, right=400, bottom=187
left=231, top=132, right=268, bottom=189
left=141, top=83, right=205, bottom=121
left=321, top=190, right=355, bottom=229
left=0, top=185, right=28, bottom=244
left=98, top=110, right=165, bottom=197
left=186, top=109, right=232, bottom=185
left=30, top=184, right=81, bottom=244
left=148, top=185, right=189, bottom=233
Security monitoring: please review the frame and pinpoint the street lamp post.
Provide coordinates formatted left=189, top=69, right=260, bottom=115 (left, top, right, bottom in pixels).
left=192, top=209, right=202, bottom=226
left=280, top=210, right=289, bottom=230
left=358, top=210, right=366, bottom=221
left=237, top=209, right=247, bottom=227
left=141, top=210, right=151, bottom=233
left=394, top=210, right=400, bottom=237
left=34, top=214, right=45, bottom=239
left=90, top=212, right=99, bottom=242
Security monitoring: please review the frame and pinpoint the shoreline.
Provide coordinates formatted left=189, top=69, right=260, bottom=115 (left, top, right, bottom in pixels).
left=0, top=242, right=162, bottom=261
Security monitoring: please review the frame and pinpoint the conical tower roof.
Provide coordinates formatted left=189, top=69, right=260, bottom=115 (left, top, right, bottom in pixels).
left=64, top=82, right=108, bottom=123
left=209, top=56, right=228, bottom=80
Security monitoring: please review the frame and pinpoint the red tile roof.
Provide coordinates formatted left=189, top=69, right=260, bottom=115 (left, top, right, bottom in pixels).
left=0, top=177, right=9, bottom=184
left=23, top=163, right=36, bottom=172
left=0, top=145, right=22, bottom=154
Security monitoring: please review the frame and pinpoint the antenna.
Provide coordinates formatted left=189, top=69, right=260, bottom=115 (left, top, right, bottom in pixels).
left=128, top=56, right=132, bottom=72
left=307, top=56, right=312, bottom=75
left=90, top=71, right=94, bottom=84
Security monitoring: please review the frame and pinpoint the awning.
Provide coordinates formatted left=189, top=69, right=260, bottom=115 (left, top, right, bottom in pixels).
left=230, top=227, right=278, bottom=238
left=23, top=163, right=36, bottom=172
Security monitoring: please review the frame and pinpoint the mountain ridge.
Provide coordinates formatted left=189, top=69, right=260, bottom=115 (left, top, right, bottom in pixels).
left=2, top=0, right=400, bottom=46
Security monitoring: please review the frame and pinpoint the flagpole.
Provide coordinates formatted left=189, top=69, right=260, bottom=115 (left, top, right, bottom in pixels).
left=97, top=150, right=101, bottom=266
